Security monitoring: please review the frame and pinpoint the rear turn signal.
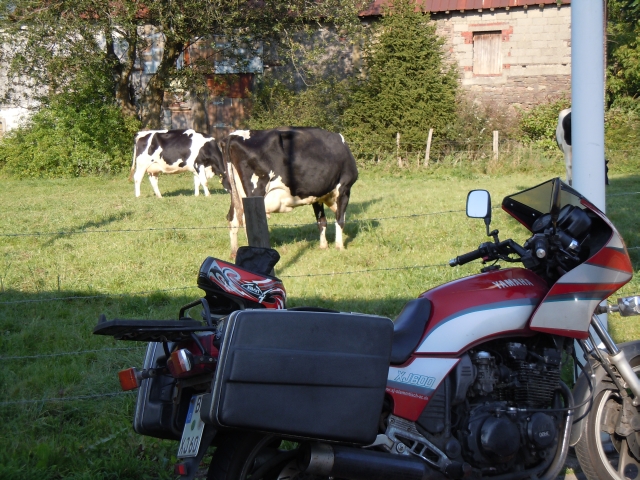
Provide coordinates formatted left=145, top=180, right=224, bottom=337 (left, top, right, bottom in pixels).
left=118, top=367, right=141, bottom=391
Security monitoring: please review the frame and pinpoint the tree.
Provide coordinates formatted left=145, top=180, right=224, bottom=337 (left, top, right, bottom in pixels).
left=342, top=0, right=458, bottom=150
left=607, top=0, right=640, bottom=104
left=0, top=0, right=361, bottom=128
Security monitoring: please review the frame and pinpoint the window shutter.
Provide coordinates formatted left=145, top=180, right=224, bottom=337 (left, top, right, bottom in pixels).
left=473, top=31, right=502, bottom=75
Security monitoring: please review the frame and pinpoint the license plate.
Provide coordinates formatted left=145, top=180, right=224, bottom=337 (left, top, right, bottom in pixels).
left=177, top=394, right=206, bottom=458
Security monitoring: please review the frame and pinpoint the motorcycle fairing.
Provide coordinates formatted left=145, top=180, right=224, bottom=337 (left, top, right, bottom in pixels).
left=386, top=357, right=459, bottom=420
left=415, top=268, right=548, bottom=355
left=527, top=197, right=633, bottom=338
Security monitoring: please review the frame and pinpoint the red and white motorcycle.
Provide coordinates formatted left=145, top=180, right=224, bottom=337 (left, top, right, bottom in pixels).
left=96, top=177, right=640, bottom=480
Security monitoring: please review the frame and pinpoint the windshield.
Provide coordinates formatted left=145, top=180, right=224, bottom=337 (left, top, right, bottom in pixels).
left=502, top=178, right=585, bottom=231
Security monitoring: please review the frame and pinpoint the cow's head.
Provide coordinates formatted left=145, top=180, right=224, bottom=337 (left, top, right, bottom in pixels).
left=220, top=171, right=231, bottom=192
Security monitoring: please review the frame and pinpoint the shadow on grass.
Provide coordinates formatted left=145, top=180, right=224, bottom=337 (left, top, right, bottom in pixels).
left=348, top=197, right=384, bottom=217
left=162, top=187, right=229, bottom=198
left=268, top=198, right=383, bottom=254
left=0, top=285, right=417, bottom=479
left=43, top=211, right=134, bottom=246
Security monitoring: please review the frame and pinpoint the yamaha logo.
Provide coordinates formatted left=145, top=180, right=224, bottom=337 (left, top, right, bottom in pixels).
left=492, top=278, right=535, bottom=289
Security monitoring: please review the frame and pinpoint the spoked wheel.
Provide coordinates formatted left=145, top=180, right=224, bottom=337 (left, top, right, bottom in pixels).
left=206, top=432, right=326, bottom=480
left=576, top=362, right=640, bottom=480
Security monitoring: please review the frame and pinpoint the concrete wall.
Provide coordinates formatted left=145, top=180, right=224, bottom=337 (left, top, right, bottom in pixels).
left=431, top=4, right=571, bottom=108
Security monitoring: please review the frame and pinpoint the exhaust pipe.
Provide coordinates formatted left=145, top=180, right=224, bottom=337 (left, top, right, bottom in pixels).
left=299, top=443, right=447, bottom=480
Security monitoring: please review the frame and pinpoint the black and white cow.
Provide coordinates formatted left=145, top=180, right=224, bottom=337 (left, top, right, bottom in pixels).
left=556, top=108, right=608, bottom=187
left=556, top=108, right=573, bottom=186
left=222, top=127, right=359, bottom=257
left=129, top=129, right=229, bottom=197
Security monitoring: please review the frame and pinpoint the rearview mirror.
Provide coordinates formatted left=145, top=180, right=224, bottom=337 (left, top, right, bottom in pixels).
left=618, top=296, right=640, bottom=317
left=467, top=190, right=491, bottom=219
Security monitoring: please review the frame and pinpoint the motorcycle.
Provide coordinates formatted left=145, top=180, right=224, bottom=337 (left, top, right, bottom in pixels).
left=95, top=177, right=640, bottom=480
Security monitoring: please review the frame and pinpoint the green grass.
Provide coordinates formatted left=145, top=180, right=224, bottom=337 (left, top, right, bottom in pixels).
left=1, top=165, right=639, bottom=478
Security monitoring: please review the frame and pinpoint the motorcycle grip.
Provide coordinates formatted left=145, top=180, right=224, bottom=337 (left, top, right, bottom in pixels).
left=449, top=248, right=484, bottom=267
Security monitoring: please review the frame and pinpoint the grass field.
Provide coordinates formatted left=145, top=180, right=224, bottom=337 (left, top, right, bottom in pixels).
left=1, top=164, right=639, bottom=479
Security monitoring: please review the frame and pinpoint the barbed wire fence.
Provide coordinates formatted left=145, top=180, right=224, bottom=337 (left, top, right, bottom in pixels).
left=1, top=191, right=639, bottom=407
left=345, top=137, right=639, bottom=167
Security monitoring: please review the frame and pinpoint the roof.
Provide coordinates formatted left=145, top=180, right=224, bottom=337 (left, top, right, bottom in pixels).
left=359, top=0, right=570, bottom=16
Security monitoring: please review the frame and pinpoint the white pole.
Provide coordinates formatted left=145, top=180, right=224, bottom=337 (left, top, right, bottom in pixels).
left=571, top=0, right=606, bottom=212
left=572, top=0, right=607, bottom=334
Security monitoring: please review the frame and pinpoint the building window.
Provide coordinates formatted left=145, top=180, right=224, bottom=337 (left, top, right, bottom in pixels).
left=473, top=31, right=502, bottom=75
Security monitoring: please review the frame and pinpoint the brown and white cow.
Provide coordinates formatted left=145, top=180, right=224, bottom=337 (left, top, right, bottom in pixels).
left=222, top=127, right=359, bottom=257
left=129, top=129, right=229, bottom=197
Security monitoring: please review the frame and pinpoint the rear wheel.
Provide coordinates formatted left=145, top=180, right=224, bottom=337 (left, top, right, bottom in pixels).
left=206, top=432, right=324, bottom=480
left=575, top=359, right=640, bottom=480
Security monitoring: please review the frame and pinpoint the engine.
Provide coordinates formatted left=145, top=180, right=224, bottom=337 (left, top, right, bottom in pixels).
left=460, top=340, right=563, bottom=472
left=413, top=337, right=566, bottom=476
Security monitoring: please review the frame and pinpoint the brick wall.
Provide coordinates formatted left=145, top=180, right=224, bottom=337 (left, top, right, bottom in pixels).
left=431, top=4, right=571, bottom=109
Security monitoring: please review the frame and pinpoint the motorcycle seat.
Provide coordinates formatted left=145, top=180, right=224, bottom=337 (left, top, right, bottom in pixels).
left=391, top=297, right=432, bottom=365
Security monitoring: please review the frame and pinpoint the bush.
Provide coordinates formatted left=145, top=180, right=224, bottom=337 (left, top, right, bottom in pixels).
left=443, top=95, right=521, bottom=149
left=519, top=98, right=570, bottom=150
left=605, top=102, right=640, bottom=174
left=247, top=76, right=350, bottom=132
left=0, top=79, right=140, bottom=178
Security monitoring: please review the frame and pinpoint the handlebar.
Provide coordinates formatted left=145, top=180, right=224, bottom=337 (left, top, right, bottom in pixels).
left=449, top=245, right=489, bottom=267
left=449, top=239, right=527, bottom=267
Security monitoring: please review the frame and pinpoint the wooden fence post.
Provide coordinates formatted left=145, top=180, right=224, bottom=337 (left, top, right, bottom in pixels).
left=242, top=197, right=274, bottom=275
left=396, top=132, right=402, bottom=167
left=493, top=131, right=499, bottom=160
left=424, top=128, right=433, bottom=167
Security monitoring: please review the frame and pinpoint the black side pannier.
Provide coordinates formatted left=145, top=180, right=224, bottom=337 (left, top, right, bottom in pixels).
left=133, top=342, right=181, bottom=440
left=203, top=309, right=394, bottom=444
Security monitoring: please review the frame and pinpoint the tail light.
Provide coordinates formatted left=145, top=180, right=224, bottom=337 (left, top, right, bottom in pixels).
left=167, top=349, right=195, bottom=377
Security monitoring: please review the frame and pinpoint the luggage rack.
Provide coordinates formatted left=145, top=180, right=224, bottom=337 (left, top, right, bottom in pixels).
left=93, top=314, right=217, bottom=342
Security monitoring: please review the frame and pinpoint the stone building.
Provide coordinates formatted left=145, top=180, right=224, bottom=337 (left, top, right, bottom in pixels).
left=360, top=0, right=572, bottom=109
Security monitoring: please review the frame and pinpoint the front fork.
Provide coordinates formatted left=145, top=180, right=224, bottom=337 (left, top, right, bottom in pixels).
left=584, top=314, right=640, bottom=406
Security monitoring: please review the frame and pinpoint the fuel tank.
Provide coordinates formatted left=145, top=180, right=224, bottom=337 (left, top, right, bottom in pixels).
left=415, top=268, right=548, bottom=355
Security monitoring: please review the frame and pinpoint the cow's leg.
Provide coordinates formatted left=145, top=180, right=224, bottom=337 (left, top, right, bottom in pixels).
left=227, top=203, right=245, bottom=259
left=228, top=204, right=239, bottom=258
left=193, top=173, right=201, bottom=197
left=333, top=187, right=352, bottom=251
left=196, top=168, right=211, bottom=197
left=200, top=171, right=211, bottom=197
left=133, top=169, right=146, bottom=197
left=227, top=175, right=246, bottom=259
left=148, top=174, right=162, bottom=198
left=313, top=203, right=328, bottom=249
left=565, top=148, right=573, bottom=186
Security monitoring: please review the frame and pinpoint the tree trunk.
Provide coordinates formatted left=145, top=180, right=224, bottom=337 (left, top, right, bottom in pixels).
left=106, top=27, right=137, bottom=117
left=141, top=36, right=182, bottom=129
